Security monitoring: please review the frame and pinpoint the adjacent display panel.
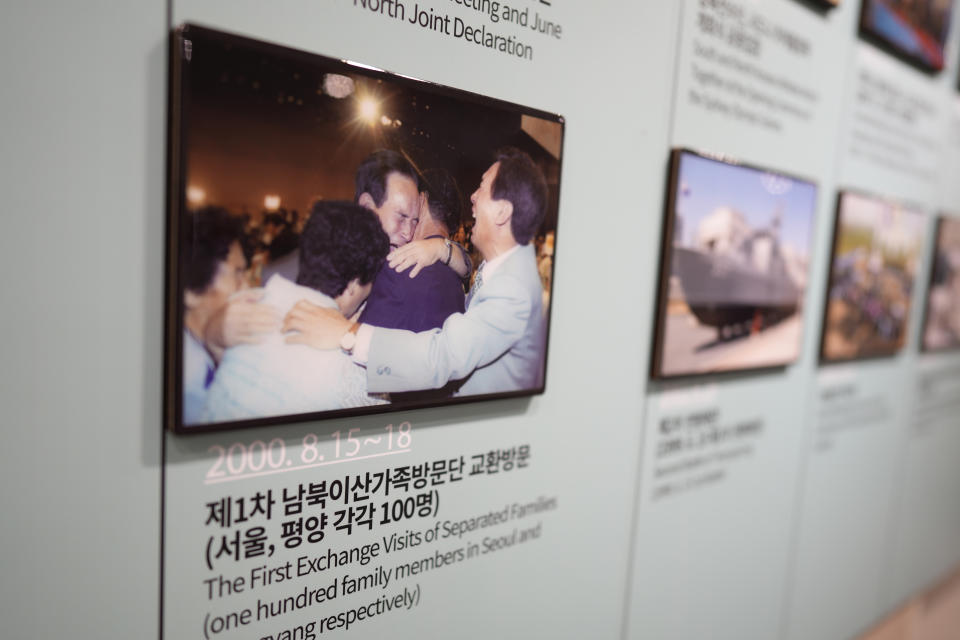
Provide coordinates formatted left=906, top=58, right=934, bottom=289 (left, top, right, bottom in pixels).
left=165, top=24, right=564, bottom=432
left=859, top=0, right=954, bottom=71
left=921, top=216, right=960, bottom=351
left=651, top=149, right=817, bottom=379
left=820, top=191, right=926, bottom=363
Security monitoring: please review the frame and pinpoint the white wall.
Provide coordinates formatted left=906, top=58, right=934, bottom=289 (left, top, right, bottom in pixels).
left=1, top=1, right=166, bottom=637
left=2, top=1, right=958, bottom=639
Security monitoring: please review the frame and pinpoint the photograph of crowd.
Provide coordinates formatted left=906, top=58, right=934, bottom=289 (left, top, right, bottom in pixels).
left=860, top=0, right=954, bottom=71
left=921, top=216, right=960, bottom=352
left=651, top=150, right=817, bottom=379
left=821, top=191, right=925, bottom=362
left=166, top=25, right=563, bottom=432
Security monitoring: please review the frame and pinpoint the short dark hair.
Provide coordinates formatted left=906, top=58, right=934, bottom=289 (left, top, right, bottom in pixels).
left=297, top=201, right=390, bottom=297
left=492, top=147, right=547, bottom=245
left=263, top=212, right=284, bottom=227
left=181, top=207, right=245, bottom=295
left=354, top=150, right=420, bottom=207
left=268, top=225, right=299, bottom=261
left=421, top=168, right=462, bottom=233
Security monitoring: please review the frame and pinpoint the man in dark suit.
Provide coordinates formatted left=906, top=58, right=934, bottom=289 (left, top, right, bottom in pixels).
left=359, top=168, right=466, bottom=332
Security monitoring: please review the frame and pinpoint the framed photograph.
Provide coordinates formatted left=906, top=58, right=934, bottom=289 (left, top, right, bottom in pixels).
left=921, top=216, right=960, bottom=352
left=166, top=24, right=564, bottom=433
left=859, top=0, right=954, bottom=72
left=820, top=191, right=926, bottom=363
left=650, top=149, right=818, bottom=379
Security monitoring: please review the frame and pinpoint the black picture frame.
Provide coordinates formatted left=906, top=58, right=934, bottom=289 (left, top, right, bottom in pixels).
left=165, top=24, right=564, bottom=433
left=650, top=148, right=818, bottom=380
left=919, top=215, right=960, bottom=353
left=794, top=0, right=841, bottom=13
left=819, top=190, right=926, bottom=364
left=859, top=0, right=954, bottom=73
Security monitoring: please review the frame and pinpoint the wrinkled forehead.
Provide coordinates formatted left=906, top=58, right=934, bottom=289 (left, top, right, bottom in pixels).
left=384, top=171, right=418, bottom=201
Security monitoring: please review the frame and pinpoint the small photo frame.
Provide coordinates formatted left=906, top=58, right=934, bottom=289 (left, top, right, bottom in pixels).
left=820, top=191, right=926, bottom=363
left=650, top=149, right=818, bottom=379
left=860, top=0, right=954, bottom=72
left=920, top=215, right=960, bottom=352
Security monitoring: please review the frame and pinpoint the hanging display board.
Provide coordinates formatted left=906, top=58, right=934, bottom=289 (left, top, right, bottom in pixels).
left=161, top=2, right=674, bottom=639
left=628, top=1, right=858, bottom=637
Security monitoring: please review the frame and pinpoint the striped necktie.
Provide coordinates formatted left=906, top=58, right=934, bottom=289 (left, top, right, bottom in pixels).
left=467, top=260, right=486, bottom=306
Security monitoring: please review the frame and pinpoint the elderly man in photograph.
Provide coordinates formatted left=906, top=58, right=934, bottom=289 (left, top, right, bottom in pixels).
left=356, top=149, right=473, bottom=279
left=262, top=149, right=472, bottom=282
left=200, top=201, right=390, bottom=423
left=285, top=147, right=548, bottom=395
left=359, top=168, right=466, bottom=333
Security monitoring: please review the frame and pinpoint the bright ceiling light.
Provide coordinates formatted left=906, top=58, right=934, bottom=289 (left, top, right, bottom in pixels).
left=358, top=97, right=379, bottom=124
left=186, top=186, right=206, bottom=205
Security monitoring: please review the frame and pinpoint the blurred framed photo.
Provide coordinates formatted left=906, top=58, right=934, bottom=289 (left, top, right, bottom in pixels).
left=820, top=191, right=926, bottom=363
left=166, top=24, right=564, bottom=433
left=650, top=149, right=818, bottom=379
left=920, top=216, right=960, bottom=352
left=860, top=0, right=954, bottom=72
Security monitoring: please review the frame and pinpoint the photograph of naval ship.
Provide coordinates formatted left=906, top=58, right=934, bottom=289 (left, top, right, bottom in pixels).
left=651, top=149, right=817, bottom=379
left=922, top=216, right=960, bottom=352
left=821, top=191, right=925, bottom=362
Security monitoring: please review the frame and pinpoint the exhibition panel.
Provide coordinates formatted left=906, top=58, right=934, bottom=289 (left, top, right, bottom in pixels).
left=2, top=1, right=960, bottom=639
left=787, top=13, right=960, bottom=637
left=162, top=1, right=669, bottom=638
left=630, top=2, right=863, bottom=638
